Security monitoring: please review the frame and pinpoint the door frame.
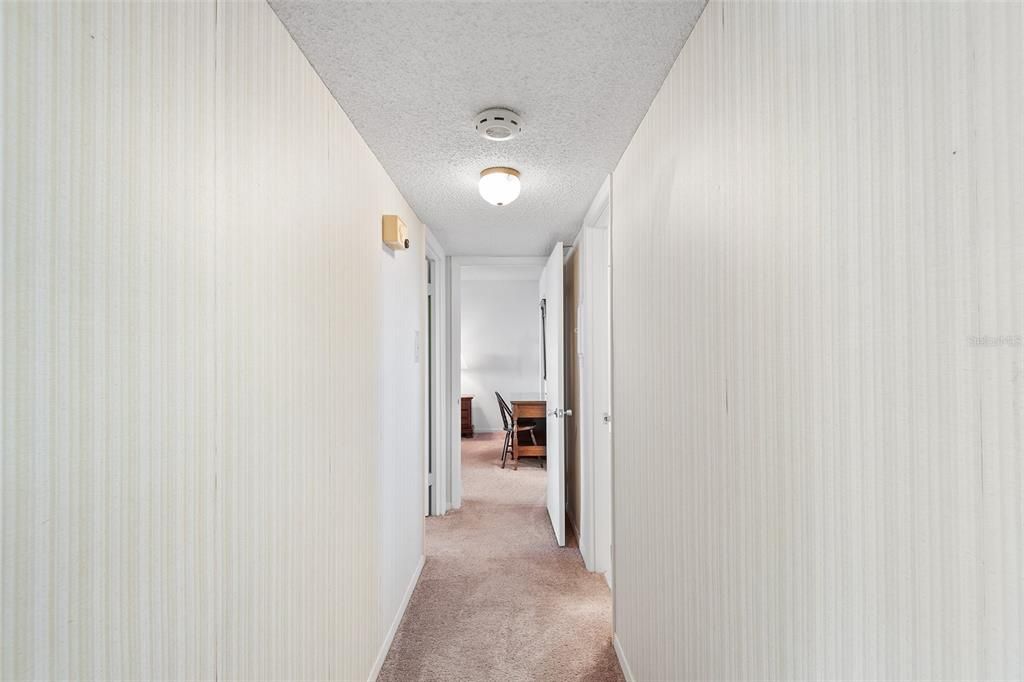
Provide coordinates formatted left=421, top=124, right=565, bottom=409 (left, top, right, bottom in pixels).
left=575, top=177, right=613, bottom=581
left=446, top=256, right=548, bottom=510
left=425, top=229, right=448, bottom=516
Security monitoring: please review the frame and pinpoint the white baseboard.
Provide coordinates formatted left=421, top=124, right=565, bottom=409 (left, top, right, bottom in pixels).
left=368, top=555, right=425, bottom=681
left=613, top=633, right=636, bottom=682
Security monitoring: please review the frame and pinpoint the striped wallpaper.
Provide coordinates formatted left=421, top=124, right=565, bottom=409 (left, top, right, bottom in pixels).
left=611, top=1, right=1022, bottom=679
left=1, top=2, right=424, bottom=680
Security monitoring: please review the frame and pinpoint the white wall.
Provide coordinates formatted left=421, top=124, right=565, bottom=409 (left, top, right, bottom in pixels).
left=460, top=277, right=541, bottom=433
left=0, top=2, right=424, bottom=680
left=611, top=1, right=1023, bottom=680
left=376, top=210, right=426, bottom=670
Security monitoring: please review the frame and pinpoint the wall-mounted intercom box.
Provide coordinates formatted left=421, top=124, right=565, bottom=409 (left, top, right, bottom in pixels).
left=382, top=215, right=409, bottom=250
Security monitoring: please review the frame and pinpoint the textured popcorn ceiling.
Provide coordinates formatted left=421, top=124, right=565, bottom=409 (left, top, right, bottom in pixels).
left=269, top=1, right=707, bottom=256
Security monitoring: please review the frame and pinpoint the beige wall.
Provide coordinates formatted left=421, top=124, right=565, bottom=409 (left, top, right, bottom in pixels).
left=611, top=1, right=1023, bottom=679
left=1, top=2, right=424, bottom=680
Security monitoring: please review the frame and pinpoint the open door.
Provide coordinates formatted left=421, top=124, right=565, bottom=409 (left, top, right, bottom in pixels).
left=541, top=242, right=567, bottom=546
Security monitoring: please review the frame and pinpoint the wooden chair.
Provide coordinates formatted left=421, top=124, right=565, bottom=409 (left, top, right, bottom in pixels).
left=495, top=392, right=536, bottom=468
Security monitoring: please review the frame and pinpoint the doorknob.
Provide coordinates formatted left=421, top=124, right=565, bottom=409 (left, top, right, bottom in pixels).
left=551, top=407, right=573, bottom=418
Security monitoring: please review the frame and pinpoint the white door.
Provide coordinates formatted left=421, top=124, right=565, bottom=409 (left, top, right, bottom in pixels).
left=541, top=242, right=566, bottom=546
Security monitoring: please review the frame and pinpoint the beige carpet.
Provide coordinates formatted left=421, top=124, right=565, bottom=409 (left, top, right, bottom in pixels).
left=378, top=433, right=624, bottom=682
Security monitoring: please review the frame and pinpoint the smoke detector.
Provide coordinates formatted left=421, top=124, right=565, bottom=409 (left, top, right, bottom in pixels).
left=475, top=108, right=524, bottom=141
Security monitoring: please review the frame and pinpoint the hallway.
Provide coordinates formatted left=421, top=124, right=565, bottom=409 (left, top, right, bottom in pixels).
left=379, top=434, right=623, bottom=681
left=4, top=1, right=1022, bottom=679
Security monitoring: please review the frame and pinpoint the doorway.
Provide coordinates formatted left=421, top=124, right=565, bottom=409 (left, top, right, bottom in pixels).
left=447, top=257, right=548, bottom=510
left=565, top=179, right=613, bottom=583
left=424, top=234, right=448, bottom=517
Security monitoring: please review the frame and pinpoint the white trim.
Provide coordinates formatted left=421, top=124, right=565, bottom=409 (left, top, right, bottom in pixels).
left=423, top=254, right=431, bottom=517
left=453, top=256, right=549, bottom=268
left=369, top=555, right=426, bottom=682
left=424, top=227, right=449, bottom=516
left=448, top=258, right=463, bottom=509
left=460, top=264, right=544, bottom=281
left=612, top=634, right=636, bottom=682
left=607, top=176, right=617, bottom=624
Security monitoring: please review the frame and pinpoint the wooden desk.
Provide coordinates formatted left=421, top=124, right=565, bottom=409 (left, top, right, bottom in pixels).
left=460, top=395, right=474, bottom=438
left=511, top=399, right=546, bottom=470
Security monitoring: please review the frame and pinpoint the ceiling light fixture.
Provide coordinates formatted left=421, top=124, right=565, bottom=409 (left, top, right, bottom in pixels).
left=478, top=167, right=521, bottom=206
left=475, top=108, right=524, bottom=142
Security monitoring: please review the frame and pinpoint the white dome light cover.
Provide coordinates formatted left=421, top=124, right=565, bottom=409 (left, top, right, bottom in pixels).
left=478, top=167, right=521, bottom=206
